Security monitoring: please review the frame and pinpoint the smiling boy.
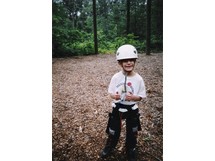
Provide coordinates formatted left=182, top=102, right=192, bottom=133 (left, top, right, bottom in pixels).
left=100, top=44, right=146, bottom=161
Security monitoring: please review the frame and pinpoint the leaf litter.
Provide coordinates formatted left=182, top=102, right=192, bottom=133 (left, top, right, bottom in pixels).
left=52, top=53, right=163, bottom=161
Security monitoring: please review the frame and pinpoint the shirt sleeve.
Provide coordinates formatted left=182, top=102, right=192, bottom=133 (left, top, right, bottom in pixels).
left=137, top=78, right=147, bottom=98
left=108, top=75, right=116, bottom=94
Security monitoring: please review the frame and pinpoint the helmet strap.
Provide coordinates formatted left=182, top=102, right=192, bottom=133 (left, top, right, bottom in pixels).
left=124, top=72, right=127, bottom=93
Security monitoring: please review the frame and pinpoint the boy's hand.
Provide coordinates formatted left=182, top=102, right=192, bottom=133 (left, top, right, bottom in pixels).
left=110, top=92, right=121, bottom=100
left=125, top=92, right=142, bottom=101
left=115, top=94, right=121, bottom=100
left=125, top=92, right=133, bottom=101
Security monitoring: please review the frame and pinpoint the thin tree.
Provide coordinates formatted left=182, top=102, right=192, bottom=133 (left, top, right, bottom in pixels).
left=146, top=0, right=151, bottom=55
left=93, top=0, right=98, bottom=54
left=126, top=0, right=131, bottom=35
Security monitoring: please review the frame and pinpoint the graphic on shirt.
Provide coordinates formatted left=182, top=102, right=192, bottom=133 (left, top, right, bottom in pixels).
left=116, top=81, right=134, bottom=95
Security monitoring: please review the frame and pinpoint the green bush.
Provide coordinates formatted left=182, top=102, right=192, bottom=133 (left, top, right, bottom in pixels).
left=150, top=35, right=163, bottom=52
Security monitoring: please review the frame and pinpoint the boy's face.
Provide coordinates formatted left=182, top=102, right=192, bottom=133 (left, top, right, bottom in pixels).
left=118, top=59, right=136, bottom=72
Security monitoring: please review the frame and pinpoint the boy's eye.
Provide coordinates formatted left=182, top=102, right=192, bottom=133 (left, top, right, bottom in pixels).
left=123, top=59, right=134, bottom=62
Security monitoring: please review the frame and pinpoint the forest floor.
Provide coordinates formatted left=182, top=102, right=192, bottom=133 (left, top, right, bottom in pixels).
left=52, top=53, right=163, bottom=161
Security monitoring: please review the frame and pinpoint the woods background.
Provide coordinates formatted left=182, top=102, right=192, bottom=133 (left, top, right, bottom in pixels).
left=52, top=0, right=163, bottom=160
left=52, top=0, right=163, bottom=57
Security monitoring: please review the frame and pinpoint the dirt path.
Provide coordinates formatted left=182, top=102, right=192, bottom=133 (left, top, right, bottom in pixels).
left=52, top=53, right=163, bottom=161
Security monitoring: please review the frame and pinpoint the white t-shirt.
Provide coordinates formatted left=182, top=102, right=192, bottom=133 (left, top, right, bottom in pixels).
left=108, top=71, right=146, bottom=105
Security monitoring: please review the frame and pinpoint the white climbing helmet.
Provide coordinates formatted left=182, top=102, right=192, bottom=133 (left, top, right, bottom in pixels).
left=116, top=44, right=138, bottom=61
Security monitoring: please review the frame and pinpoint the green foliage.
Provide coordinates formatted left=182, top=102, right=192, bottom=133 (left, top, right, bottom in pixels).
left=52, top=0, right=163, bottom=57
left=150, top=35, right=163, bottom=52
left=96, top=33, right=145, bottom=54
left=71, top=40, right=94, bottom=55
left=113, top=34, right=145, bottom=53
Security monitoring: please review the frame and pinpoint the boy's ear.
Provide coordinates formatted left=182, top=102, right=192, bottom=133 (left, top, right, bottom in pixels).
left=118, top=61, right=122, bottom=66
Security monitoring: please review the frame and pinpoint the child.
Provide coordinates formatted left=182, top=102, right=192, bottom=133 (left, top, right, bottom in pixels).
left=100, top=44, right=146, bottom=161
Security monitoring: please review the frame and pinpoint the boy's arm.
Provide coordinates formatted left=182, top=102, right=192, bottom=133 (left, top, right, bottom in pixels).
left=110, top=92, right=142, bottom=101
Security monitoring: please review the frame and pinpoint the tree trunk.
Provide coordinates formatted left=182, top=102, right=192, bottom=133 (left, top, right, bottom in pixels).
left=126, top=0, right=130, bottom=35
left=146, top=0, right=151, bottom=55
left=93, top=0, right=98, bottom=54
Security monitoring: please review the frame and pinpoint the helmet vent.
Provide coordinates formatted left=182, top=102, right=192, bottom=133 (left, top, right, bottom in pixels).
left=134, top=50, right=137, bottom=54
